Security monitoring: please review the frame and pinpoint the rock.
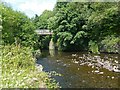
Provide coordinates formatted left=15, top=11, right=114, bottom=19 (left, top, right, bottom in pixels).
left=94, top=56, right=100, bottom=58
left=113, top=69, right=120, bottom=73
left=98, top=72, right=104, bottom=74
left=74, top=59, right=77, bottom=60
left=114, top=60, right=118, bottom=64
left=79, top=56, right=83, bottom=59
left=92, top=66, right=94, bottom=68
left=111, top=76, right=114, bottom=79
left=88, top=63, right=93, bottom=66
left=94, top=70, right=99, bottom=73
left=74, top=61, right=79, bottom=64
left=36, top=64, right=43, bottom=72
left=63, top=64, right=67, bottom=66
left=113, top=66, right=120, bottom=72
left=80, top=63, right=84, bottom=65
left=88, top=71, right=90, bottom=73
left=72, top=54, right=77, bottom=57
left=56, top=60, right=60, bottom=62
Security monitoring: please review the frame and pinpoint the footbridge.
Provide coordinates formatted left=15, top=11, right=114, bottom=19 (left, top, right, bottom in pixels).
left=35, top=29, right=53, bottom=35
left=35, top=29, right=55, bottom=50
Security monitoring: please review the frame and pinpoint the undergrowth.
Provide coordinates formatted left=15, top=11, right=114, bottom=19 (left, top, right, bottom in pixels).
left=1, top=45, right=60, bottom=89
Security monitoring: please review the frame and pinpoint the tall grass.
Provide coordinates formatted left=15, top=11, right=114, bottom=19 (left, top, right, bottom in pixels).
left=1, top=45, right=60, bottom=88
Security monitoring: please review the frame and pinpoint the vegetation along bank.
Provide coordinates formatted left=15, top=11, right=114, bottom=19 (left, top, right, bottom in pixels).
left=0, top=2, right=60, bottom=88
left=33, top=2, right=120, bottom=53
left=1, top=0, right=120, bottom=89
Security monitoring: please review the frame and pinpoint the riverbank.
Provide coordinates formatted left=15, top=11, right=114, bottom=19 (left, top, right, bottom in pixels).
left=37, top=50, right=119, bottom=88
left=1, top=45, right=60, bottom=88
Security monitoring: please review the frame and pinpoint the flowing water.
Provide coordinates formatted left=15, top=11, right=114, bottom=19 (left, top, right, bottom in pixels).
left=37, top=50, right=120, bottom=88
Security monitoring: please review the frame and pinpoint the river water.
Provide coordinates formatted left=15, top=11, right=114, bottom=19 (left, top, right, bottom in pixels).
left=37, top=50, right=120, bottom=88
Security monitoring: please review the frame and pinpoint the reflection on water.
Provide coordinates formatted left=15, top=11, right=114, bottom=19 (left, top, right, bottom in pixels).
left=49, top=49, right=55, bottom=57
left=37, top=50, right=120, bottom=88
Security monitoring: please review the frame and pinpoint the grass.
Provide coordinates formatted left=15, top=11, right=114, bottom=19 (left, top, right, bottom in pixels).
left=1, top=45, right=60, bottom=88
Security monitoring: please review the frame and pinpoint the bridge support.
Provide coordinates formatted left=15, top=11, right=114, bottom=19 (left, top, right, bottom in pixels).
left=49, top=38, right=55, bottom=57
left=49, top=38, right=55, bottom=50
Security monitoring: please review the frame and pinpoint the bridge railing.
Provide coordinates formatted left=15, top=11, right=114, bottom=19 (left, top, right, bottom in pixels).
left=35, top=29, right=53, bottom=35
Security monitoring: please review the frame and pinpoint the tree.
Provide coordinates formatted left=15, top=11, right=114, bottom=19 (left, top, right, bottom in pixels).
left=34, top=10, right=54, bottom=29
left=1, top=2, right=39, bottom=49
left=48, top=2, right=120, bottom=52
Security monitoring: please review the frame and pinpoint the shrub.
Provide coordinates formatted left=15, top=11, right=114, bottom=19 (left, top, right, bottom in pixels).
left=89, top=40, right=99, bottom=54
left=100, top=35, right=120, bottom=53
left=1, top=45, right=60, bottom=88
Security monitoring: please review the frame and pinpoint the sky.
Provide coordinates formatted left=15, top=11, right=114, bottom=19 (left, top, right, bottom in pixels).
left=2, top=0, right=57, bottom=18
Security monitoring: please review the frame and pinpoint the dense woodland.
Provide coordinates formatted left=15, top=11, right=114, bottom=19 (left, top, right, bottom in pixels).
left=1, top=1, right=120, bottom=53
left=34, top=2, right=120, bottom=53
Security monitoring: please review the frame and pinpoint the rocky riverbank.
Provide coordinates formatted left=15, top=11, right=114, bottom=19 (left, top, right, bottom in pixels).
left=72, top=53, right=120, bottom=73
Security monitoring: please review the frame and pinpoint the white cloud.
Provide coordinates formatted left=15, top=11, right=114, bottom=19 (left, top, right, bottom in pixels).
left=2, top=0, right=57, bottom=18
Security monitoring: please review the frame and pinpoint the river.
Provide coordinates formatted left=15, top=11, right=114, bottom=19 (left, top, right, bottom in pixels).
left=37, top=50, right=120, bottom=88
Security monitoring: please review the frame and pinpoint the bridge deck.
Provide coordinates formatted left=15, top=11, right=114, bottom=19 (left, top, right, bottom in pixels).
left=35, top=29, right=53, bottom=35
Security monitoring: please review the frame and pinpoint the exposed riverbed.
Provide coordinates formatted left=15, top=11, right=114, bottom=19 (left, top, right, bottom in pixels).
left=37, top=50, right=120, bottom=88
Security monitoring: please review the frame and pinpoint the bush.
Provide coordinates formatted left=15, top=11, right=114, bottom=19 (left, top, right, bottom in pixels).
left=100, top=35, right=120, bottom=53
left=1, top=45, right=60, bottom=88
left=89, top=40, right=99, bottom=54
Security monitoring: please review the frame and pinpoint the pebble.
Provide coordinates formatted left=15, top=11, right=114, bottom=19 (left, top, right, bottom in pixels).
left=74, top=61, right=79, bottom=63
left=88, top=63, right=93, bottom=66
left=114, top=60, right=118, bottom=64
left=88, top=71, right=90, bottom=73
left=82, top=80, right=85, bottom=83
left=94, top=56, right=100, bottom=58
left=79, top=56, right=82, bottom=58
left=74, top=59, right=77, bottom=60
left=98, top=72, right=104, bottom=74
left=56, top=60, right=60, bottom=62
left=72, top=54, right=77, bottom=57
left=80, top=63, right=84, bottom=65
left=94, top=70, right=99, bottom=73
left=63, top=64, right=67, bottom=66
left=92, top=66, right=94, bottom=68
left=111, top=76, right=114, bottom=79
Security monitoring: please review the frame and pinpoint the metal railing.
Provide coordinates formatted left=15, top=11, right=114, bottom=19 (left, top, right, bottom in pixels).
left=35, top=29, right=53, bottom=35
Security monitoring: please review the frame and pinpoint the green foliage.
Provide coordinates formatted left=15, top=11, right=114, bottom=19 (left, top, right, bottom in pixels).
left=100, top=35, right=120, bottom=53
left=47, top=2, right=90, bottom=51
left=32, top=2, right=120, bottom=53
left=89, top=40, right=99, bottom=54
left=57, top=32, right=73, bottom=50
left=1, top=45, right=60, bottom=88
left=39, top=35, right=51, bottom=50
left=71, top=31, right=87, bottom=44
left=46, top=2, right=119, bottom=53
left=1, top=3, right=39, bottom=49
left=32, top=10, right=54, bottom=50
left=0, top=14, right=2, bottom=45
left=1, top=3, right=60, bottom=88
left=34, top=10, right=54, bottom=29
left=86, top=2, right=119, bottom=39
